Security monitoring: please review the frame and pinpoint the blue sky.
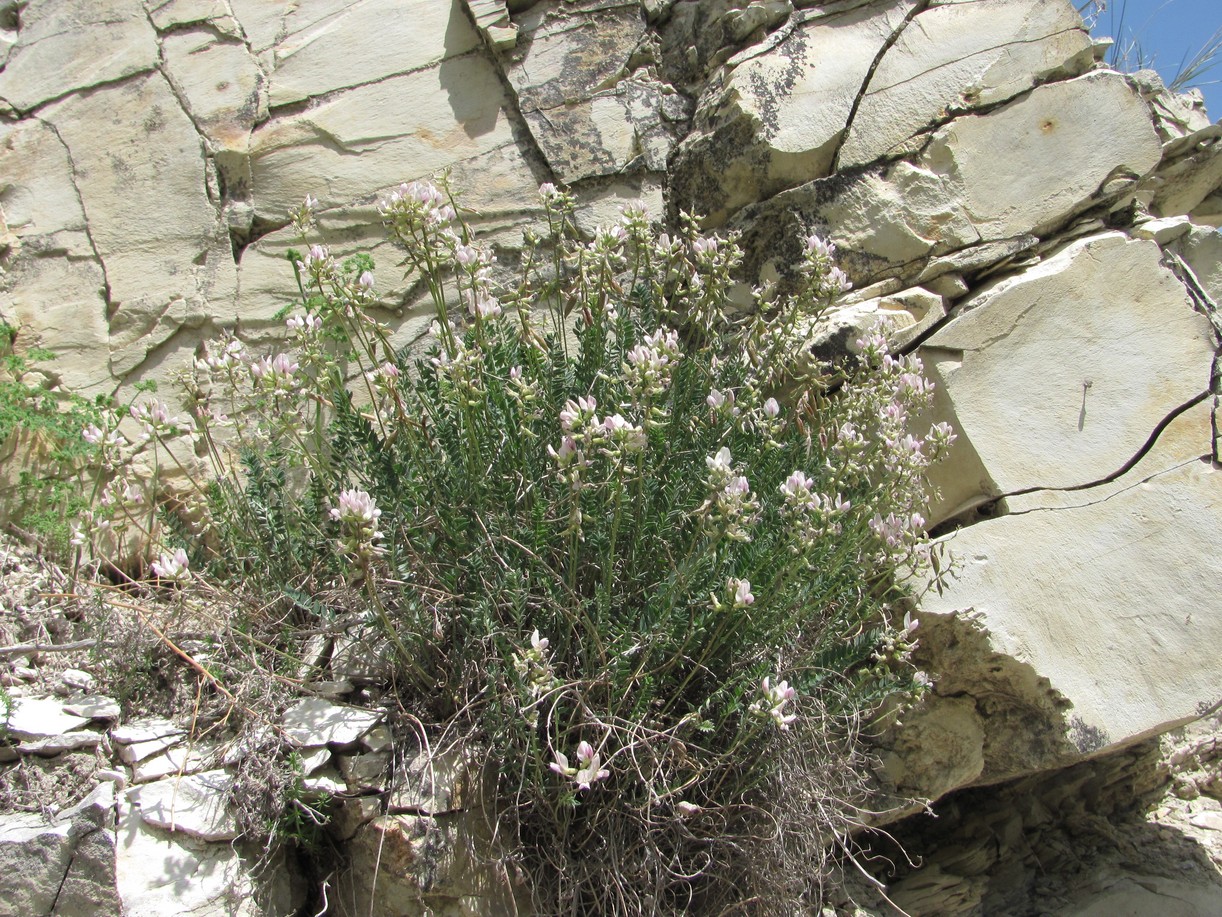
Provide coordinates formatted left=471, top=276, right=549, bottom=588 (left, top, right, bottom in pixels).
left=1090, top=0, right=1222, bottom=120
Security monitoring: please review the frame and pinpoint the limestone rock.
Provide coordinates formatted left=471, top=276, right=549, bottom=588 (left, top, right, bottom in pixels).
left=670, top=1, right=918, bottom=227
left=281, top=697, right=382, bottom=749
left=248, top=55, right=520, bottom=221
left=160, top=29, right=267, bottom=152
left=1146, top=124, right=1222, bottom=226
left=919, top=399, right=1222, bottom=762
left=920, top=232, right=1214, bottom=517
left=806, top=285, right=944, bottom=361
left=40, top=72, right=238, bottom=382
left=838, top=0, right=1095, bottom=169
left=0, top=812, right=75, bottom=915
left=111, top=719, right=186, bottom=745
left=147, top=0, right=241, bottom=35
left=130, top=743, right=217, bottom=784
left=0, top=117, right=111, bottom=394
left=62, top=696, right=121, bottom=722
left=881, top=696, right=986, bottom=801
left=916, top=70, right=1163, bottom=242
left=464, top=0, right=519, bottom=49
left=521, top=77, right=687, bottom=183
left=388, top=747, right=468, bottom=816
left=268, top=0, right=479, bottom=108
left=126, top=770, right=239, bottom=842
left=0, top=0, right=158, bottom=114
left=0, top=783, right=119, bottom=917
left=115, top=804, right=299, bottom=917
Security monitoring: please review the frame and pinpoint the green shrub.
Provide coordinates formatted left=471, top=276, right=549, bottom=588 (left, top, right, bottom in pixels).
left=78, top=181, right=951, bottom=914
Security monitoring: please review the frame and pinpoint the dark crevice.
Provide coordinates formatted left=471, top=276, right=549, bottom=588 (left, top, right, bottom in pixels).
left=230, top=215, right=289, bottom=264
left=828, top=0, right=931, bottom=175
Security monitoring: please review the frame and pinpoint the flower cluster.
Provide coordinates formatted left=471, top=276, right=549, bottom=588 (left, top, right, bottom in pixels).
left=750, top=676, right=798, bottom=730
left=329, top=489, right=383, bottom=565
left=700, top=447, right=759, bottom=542
left=623, top=327, right=681, bottom=407
left=513, top=629, right=558, bottom=722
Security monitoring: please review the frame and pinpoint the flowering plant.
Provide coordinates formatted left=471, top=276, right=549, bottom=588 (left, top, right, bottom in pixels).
left=73, top=179, right=948, bottom=914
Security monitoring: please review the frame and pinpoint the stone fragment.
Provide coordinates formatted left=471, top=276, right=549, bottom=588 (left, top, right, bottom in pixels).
left=331, top=795, right=382, bottom=842
left=920, top=400, right=1222, bottom=760
left=1168, top=225, right=1222, bottom=310
left=522, top=78, right=687, bottom=183
left=0, top=0, right=158, bottom=113
left=1130, top=215, right=1193, bottom=245
left=502, top=4, right=682, bottom=183
left=16, top=730, right=102, bottom=757
left=805, top=285, right=944, bottom=361
left=126, top=770, right=239, bottom=842
left=51, top=826, right=123, bottom=917
left=361, top=725, right=394, bottom=754
left=131, top=743, right=217, bottom=784
left=1147, top=125, right=1222, bottom=225
left=465, top=0, right=519, bottom=49
left=838, top=0, right=1094, bottom=169
left=0, top=811, right=76, bottom=915
left=269, top=0, right=479, bottom=107
left=59, top=669, right=95, bottom=692
left=160, top=28, right=267, bottom=151
left=670, top=2, right=918, bottom=227
left=281, top=697, right=382, bottom=749
left=388, top=747, right=467, bottom=816
left=881, top=696, right=986, bottom=801
left=111, top=719, right=186, bottom=745
left=340, top=813, right=520, bottom=916
left=920, top=232, right=1214, bottom=517
left=3, top=696, right=91, bottom=741
left=297, top=747, right=332, bottom=777
left=1189, top=811, right=1222, bottom=832
left=302, top=767, right=347, bottom=796
left=0, top=117, right=111, bottom=394
left=147, top=0, right=238, bottom=34
left=338, top=751, right=391, bottom=792
left=503, top=3, right=645, bottom=113
left=63, top=695, right=121, bottom=721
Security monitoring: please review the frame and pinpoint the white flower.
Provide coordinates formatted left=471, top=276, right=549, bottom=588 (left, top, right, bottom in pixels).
left=763, top=397, right=780, bottom=419
left=728, top=577, right=754, bottom=608
left=705, top=446, right=732, bottom=476
left=151, top=548, right=190, bottom=585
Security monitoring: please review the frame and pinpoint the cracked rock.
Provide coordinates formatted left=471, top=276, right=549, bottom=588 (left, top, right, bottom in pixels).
left=836, top=0, right=1095, bottom=170
left=268, top=0, right=479, bottom=108
left=669, top=1, right=917, bottom=228
left=0, top=0, right=158, bottom=113
left=920, top=399, right=1222, bottom=760
left=919, top=231, right=1215, bottom=517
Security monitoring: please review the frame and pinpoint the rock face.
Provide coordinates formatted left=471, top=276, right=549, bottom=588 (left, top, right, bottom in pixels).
left=3, top=0, right=1222, bottom=914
